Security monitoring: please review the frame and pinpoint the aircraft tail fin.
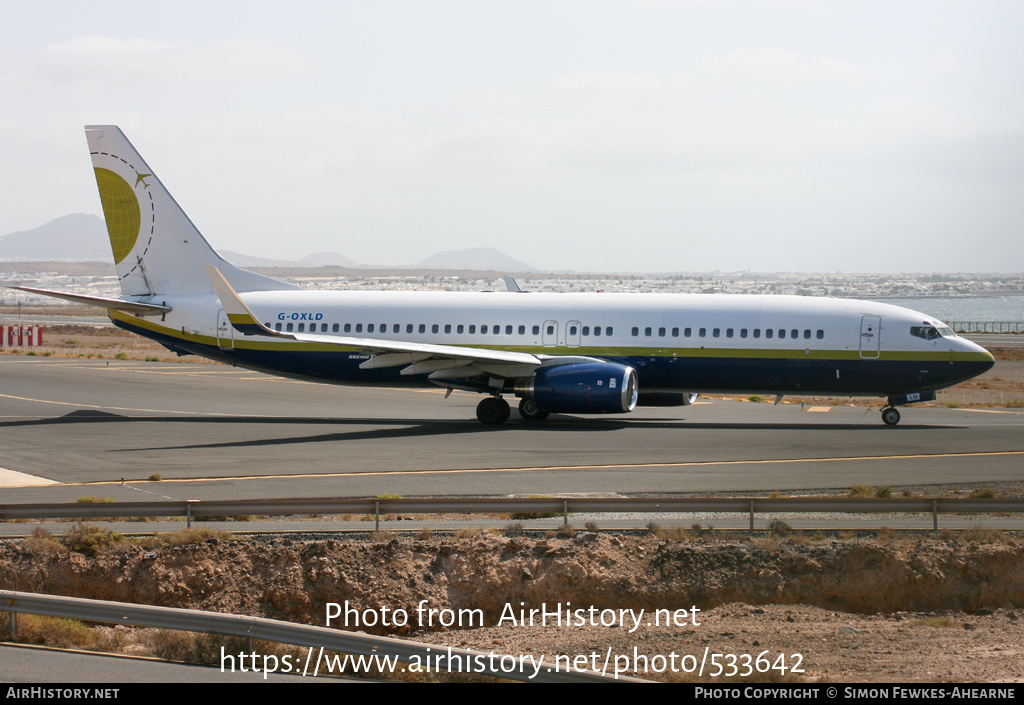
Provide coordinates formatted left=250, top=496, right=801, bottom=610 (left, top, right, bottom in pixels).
left=85, top=125, right=296, bottom=297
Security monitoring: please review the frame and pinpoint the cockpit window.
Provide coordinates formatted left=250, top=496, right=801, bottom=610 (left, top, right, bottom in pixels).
left=910, top=326, right=941, bottom=340
left=937, top=326, right=956, bottom=338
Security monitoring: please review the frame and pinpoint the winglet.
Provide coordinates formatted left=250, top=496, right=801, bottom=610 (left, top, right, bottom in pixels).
left=205, top=265, right=274, bottom=336
left=503, top=275, right=522, bottom=293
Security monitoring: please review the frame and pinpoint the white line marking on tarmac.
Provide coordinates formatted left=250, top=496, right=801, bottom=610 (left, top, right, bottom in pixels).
left=0, top=466, right=58, bottom=487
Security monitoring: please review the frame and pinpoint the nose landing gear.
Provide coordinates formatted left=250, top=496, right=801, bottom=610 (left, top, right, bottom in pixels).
left=881, top=406, right=901, bottom=426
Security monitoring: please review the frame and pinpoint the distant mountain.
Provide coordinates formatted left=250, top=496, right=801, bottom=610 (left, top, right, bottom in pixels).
left=220, top=250, right=360, bottom=268
left=0, top=214, right=109, bottom=261
left=418, top=247, right=535, bottom=272
left=0, top=215, right=533, bottom=273
left=299, top=251, right=360, bottom=267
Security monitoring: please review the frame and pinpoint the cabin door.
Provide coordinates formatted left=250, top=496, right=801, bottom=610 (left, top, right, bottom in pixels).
left=216, top=309, right=235, bottom=350
left=859, top=315, right=880, bottom=359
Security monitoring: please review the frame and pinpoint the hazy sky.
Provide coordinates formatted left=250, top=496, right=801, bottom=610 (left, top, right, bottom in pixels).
left=2, top=1, right=1022, bottom=272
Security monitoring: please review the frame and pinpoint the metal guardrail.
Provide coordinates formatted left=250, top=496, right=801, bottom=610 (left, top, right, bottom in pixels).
left=0, top=590, right=642, bottom=683
left=1, top=496, right=1021, bottom=531
left=950, top=321, right=1024, bottom=333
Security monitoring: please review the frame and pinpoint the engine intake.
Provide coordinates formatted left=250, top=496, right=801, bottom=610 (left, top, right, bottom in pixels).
left=516, top=361, right=638, bottom=414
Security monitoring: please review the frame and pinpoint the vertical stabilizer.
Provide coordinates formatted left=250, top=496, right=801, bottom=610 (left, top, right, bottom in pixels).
left=86, top=125, right=296, bottom=297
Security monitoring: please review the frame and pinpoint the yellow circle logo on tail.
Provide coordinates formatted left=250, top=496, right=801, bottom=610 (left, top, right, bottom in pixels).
left=94, top=167, right=141, bottom=264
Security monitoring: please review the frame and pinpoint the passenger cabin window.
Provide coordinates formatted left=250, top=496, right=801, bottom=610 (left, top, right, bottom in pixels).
left=533, top=325, right=540, bottom=335
left=518, top=325, right=525, bottom=335
left=275, top=323, right=282, bottom=332
left=816, top=330, right=824, bottom=339
left=333, top=323, right=339, bottom=333
left=432, top=324, right=439, bottom=333
left=765, top=329, right=773, bottom=339
left=632, top=327, right=639, bottom=337
left=344, top=323, right=352, bottom=333
left=419, top=324, right=426, bottom=333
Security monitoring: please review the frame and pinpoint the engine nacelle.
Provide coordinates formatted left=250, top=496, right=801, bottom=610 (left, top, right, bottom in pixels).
left=637, top=392, right=698, bottom=407
left=515, top=361, right=638, bottom=414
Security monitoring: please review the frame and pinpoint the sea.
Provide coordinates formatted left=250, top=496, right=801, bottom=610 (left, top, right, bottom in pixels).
left=867, top=295, right=1024, bottom=324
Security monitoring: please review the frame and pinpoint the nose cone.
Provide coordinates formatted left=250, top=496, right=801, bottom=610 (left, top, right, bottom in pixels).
left=954, top=338, right=995, bottom=382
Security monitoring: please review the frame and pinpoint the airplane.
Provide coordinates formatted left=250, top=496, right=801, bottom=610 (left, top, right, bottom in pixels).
left=13, top=125, right=995, bottom=426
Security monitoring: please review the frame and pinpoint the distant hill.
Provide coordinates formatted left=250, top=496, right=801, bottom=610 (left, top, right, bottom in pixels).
left=419, top=247, right=535, bottom=272
left=0, top=214, right=109, bottom=261
left=1, top=215, right=534, bottom=272
left=299, top=251, right=360, bottom=267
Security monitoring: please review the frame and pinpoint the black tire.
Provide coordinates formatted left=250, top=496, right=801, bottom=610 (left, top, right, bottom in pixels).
left=881, top=407, right=901, bottom=426
left=477, top=397, right=510, bottom=425
left=518, top=398, right=550, bottom=421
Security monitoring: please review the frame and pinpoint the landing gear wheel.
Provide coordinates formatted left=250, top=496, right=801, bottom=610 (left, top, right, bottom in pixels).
left=881, top=407, right=901, bottom=426
left=476, top=397, right=510, bottom=425
left=518, top=398, right=550, bottom=421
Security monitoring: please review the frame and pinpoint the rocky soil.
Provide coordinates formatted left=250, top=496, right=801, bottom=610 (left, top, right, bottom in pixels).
left=2, top=532, right=1022, bottom=682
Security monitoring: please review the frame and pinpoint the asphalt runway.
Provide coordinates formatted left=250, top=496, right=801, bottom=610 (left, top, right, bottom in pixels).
left=1, top=356, right=1022, bottom=504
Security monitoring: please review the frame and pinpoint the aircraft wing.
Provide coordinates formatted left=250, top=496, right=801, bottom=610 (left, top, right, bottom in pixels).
left=206, top=266, right=547, bottom=375
left=7, top=286, right=172, bottom=315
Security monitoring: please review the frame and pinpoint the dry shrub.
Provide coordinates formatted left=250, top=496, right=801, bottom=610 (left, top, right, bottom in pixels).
left=14, top=615, right=94, bottom=649
left=155, top=527, right=233, bottom=546
left=963, top=527, right=1010, bottom=544
left=20, top=528, right=66, bottom=555
left=62, top=523, right=127, bottom=556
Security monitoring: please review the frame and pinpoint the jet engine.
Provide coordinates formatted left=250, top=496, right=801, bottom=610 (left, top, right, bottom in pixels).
left=515, top=361, right=638, bottom=414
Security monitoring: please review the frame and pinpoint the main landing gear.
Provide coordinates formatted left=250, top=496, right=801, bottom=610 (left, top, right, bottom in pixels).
left=475, top=396, right=551, bottom=424
left=518, top=398, right=550, bottom=421
left=476, top=396, right=510, bottom=425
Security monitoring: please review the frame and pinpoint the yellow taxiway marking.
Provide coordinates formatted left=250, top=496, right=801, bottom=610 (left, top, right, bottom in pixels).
left=0, top=392, right=271, bottom=417
left=806, top=406, right=831, bottom=412
left=950, top=408, right=1024, bottom=415
left=63, top=449, right=1024, bottom=487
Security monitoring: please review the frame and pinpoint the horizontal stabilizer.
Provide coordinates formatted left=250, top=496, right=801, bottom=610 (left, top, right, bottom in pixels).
left=7, top=286, right=171, bottom=315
